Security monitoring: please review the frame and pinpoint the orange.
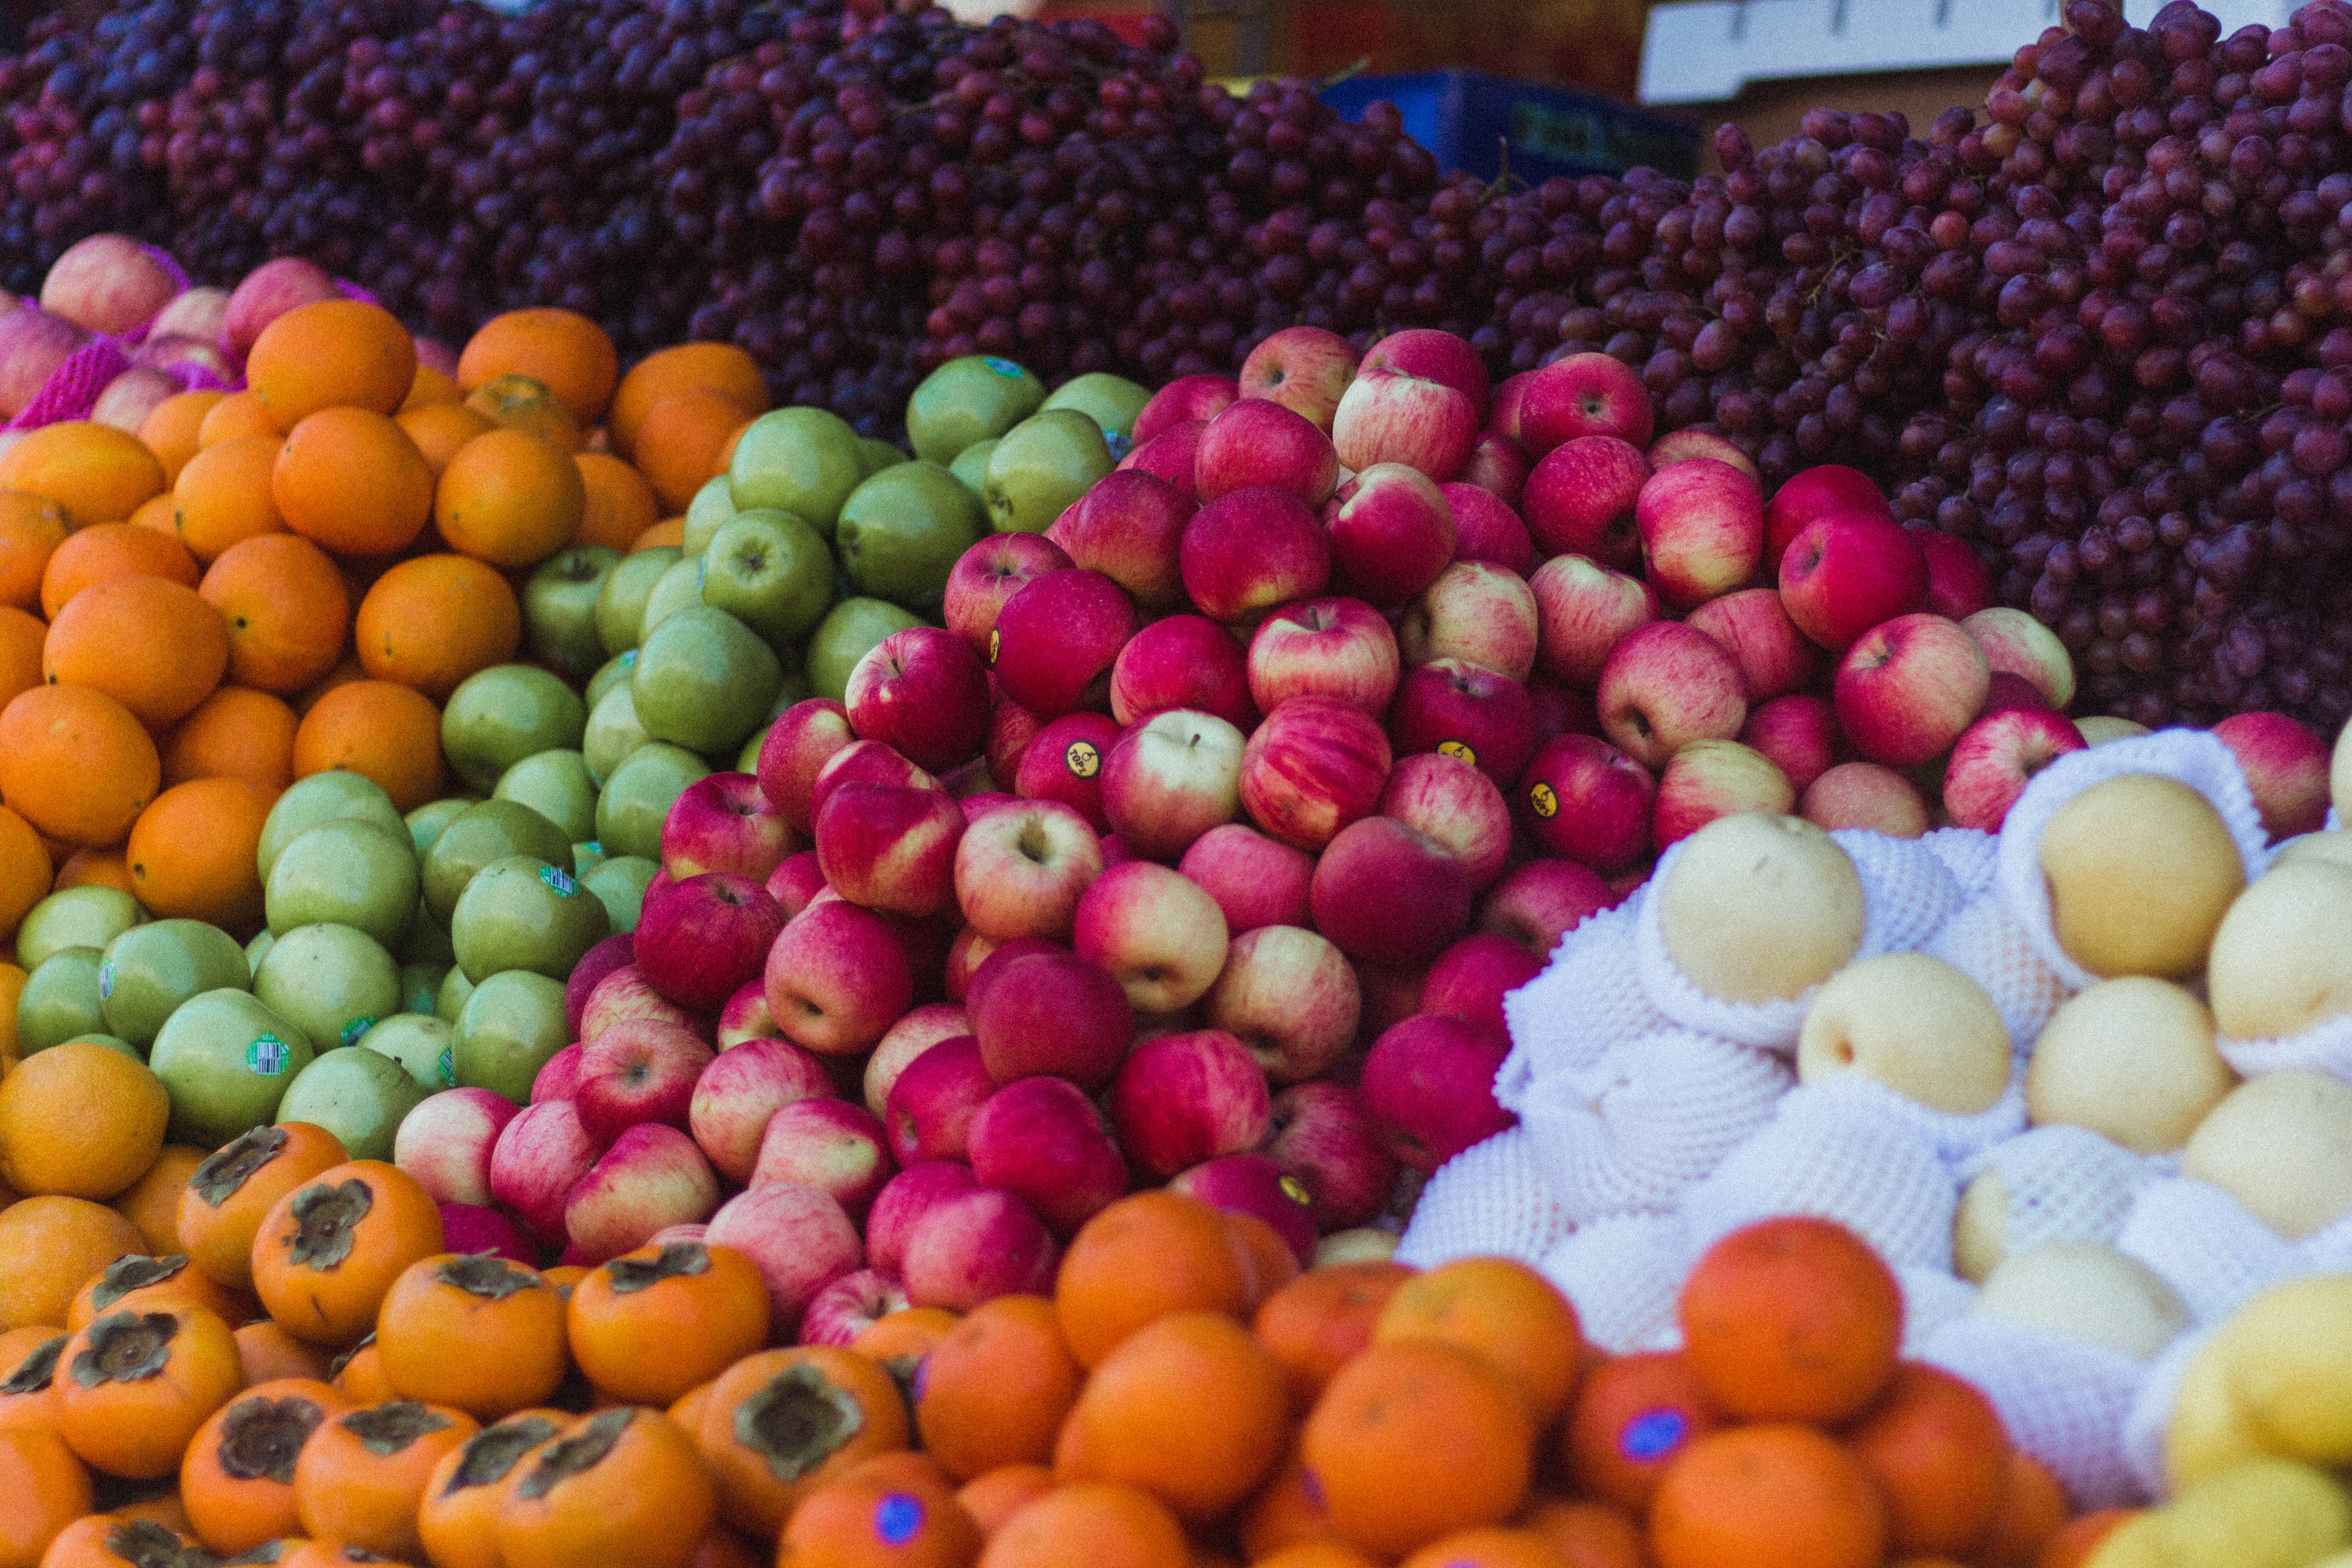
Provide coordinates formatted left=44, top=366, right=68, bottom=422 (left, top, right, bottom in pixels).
left=1298, top=1339, right=1535, bottom=1559
left=610, top=343, right=768, bottom=460
left=0, top=1040, right=169, bottom=1201
left=0, top=684, right=161, bottom=847
left=402, top=362, right=462, bottom=412
left=1677, top=1216, right=1902, bottom=1424
left=0, top=964, right=24, bottom=1078
left=172, top=433, right=287, bottom=564
left=1397, top=1527, right=1570, bottom=1568
left=0, top=421, right=166, bottom=528
left=1561, top=1351, right=1722, bottom=1512
left=1252, top=1546, right=1383, bottom=1568
left=0, top=1425, right=92, bottom=1565
left=0, top=806, right=47, bottom=944
left=39, top=522, right=199, bottom=620
left=434, top=428, right=586, bottom=568
left=199, top=534, right=351, bottom=695
left=574, top=452, right=660, bottom=551
left=397, top=400, right=497, bottom=475
left=136, top=391, right=227, bottom=486
left=1237, top=1445, right=1341, bottom=1562
left=958, top=1465, right=1054, bottom=1539
left=465, top=374, right=583, bottom=452
left=109, top=1145, right=208, bottom=1257
left=126, top=778, right=270, bottom=927
left=634, top=389, right=753, bottom=511
left=459, top=309, right=620, bottom=423
left=1846, top=1362, right=2010, bottom=1557
left=778, top=1462, right=984, bottom=1568
left=1055, top=1191, right=1258, bottom=1368
left=196, top=392, right=276, bottom=448
left=975, top=1481, right=1189, bottom=1568
left=245, top=299, right=418, bottom=431
left=0, top=492, right=69, bottom=612
left=271, top=407, right=434, bottom=558
left=1374, top=1257, right=1583, bottom=1425
left=634, top=517, right=686, bottom=551
left=291, top=652, right=367, bottom=718
left=1975, top=1451, right=2069, bottom=1568
left=1053, top=1310, right=1288, bottom=1524
left=1519, top=1498, right=1649, bottom=1568
left=0, top=607, right=38, bottom=711
left=1647, top=1424, right=1886, bottom=1568
left=163, top=686, right=299, bottom=797
left=352, top=554, right=520, bottom=701
left=915, top=1294, right=1083, bottom=1480
left=374, top=1254, right=568, bottom=1420
left=42, top=576, right=231, bottom=727
left=128, top=491, right=178, bottom=535
left=289, top=680, right=443, bottom=813
left=52, top=848, right=134, bottom=900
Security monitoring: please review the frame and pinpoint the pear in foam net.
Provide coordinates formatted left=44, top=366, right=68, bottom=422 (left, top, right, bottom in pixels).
left=2037, top=773, right=2245, bottom=980
left=2181, top=1072, right=2352, bottom=1242
left=2207, top=861, right=2352, bottom=1042
left=1795, top=952, right=2010, bottom=1115
left=1656, top=812, right=1864, bottom=1004
left=1972, top=1238, right=2192, bottom=1360
left=2026, top=978, right=2237, bottom=1154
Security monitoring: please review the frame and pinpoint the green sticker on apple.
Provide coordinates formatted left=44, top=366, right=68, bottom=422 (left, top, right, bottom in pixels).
left=248, top=1034, right=290, bottom=1076
left=341, top=1016, right=377, bottom=1049
left=541, top=865, right=578, bottom=897
left=97, top=959, right=115, bottom=1001
left=982, top=357, right=1024, bottom=378
left=1103, top=430, right=1132, bottom=460
left=618, top=650, right=637, bottom=668
left=437, top=1047, right=456, bottom=1088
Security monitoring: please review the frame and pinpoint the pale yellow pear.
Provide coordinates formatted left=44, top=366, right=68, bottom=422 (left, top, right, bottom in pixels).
left=2082, top=1512, right=2167, bottom=1568
left=1953, top=1168, right=2009, bottom=1284
left=1656, top=812, right=1864, bottom=1004
left=2206, top=862, right=2352, bottom=1041
left=1974, top=1239, right=2191, bottom=1360
left=2180, top=1072, right=2352, bottom=1241
left=2218, top=1274, right=2352, bottom=1467
left=2027, top=978, right=2237, bottom=1154
left=1797, top=951, right=2011, bottom=1114
left=2038, top=774, right=2246, bottom=980
left=2156, top=1458, right=2352, bottom=1568
left=2272, top=829, right=2352, bottom=874
left=2332, top=714, right=2352, bottom=823
left=2167, top=1335, right=2277, bottom=1492
left=2075, top=715, right=2151, bottom=746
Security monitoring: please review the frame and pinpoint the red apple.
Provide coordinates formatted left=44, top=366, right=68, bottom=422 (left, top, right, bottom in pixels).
left=1134, top=372, right=1241, bottom=445
left=1834, top=612, right=1991, bottom=768
left=1179, top=485, right=1332, bottom=626
left=953, top=797, right=1102, bottom=942
left=1528, top=676, right=1600, bottom=745
left=969, top=948, right=1134, bottom=1089
left=1635, top=458, right=1765, bottom=611
left=1400, top=561, right=1539, bottom=684
left=945, top=533, right=1074, bottom=658
left=580, top=964, right=710, bottom=1045
left=1204, top=922, right=1361, bottom=1084
left=0, top=307, right=92, bottom=421
left=1108, top=1027, right=1272, bottom=1178
left=1942, top=707, right=2088, bottom=832
left=1779, top=512, right=1930, bottom=653
left=1490, top=371, right=1535, bottom=440
left=438, top=1203, right=535, bottom=1266
left=991, top=567, right=1138, bottom=718
left=1237, top=325, right=1358, bottom=431
left=1456, top=431, right=1531, bottom=510
left=1596, top=621, right=1748, bottom=770
left=863, top=1003, right=969, bottom=1115
left=1171, top=1153, right=1318, bottom=1266
left=961, top=936, right=1068, bottom=1014
left=1648, top=428, right=1759, bottom=479
left=1332, top=368, right=1479, bottom=481
left=1517, top=733, right=1655, bottom=874
left=147, top=285, right=229, bottom=347
left=1109, top=614, right=1253, bottom=730
left=39, top=233, right=180, bottom=336
left=815, top=781, right=965, bottom=917
left=1441, top=481, right=1535, bottom=575
left=1801, top=761, right=1931, bottom=838
left=1357, top=960, right=1428, bottom=1041
left=1073, top=859, right=1231, bottom=1014
left=1012, top=710, right=1123, bottom=833
left=662, top=772, right=796, bottom=884
left=223, top=256, right=341, bottom=360
left=1422, top=932, right=1545, bottom=1036
left=1264, top=1081, right=1396, bottom=1231
left=1479, top=858, right=1614, bottom=956
left=1379, top=751, right=1511, bottom=891
left=1764, top=463, right=1891, bottom=574
left=1322, top=462, right=1456, bottom=607
left=1652, top=738, right=1796, bottom=848
left=1740, top=693, right=1838, bottom=796
left=705, top=1181, right=864, bottom=1336
left=394, top=1088, right=520, bottom=1209
left=715, top=978, right=779, bottom=1048
left=1120, top=420, right=1207, bottom=502
left=1982, top=671, right=2053, bottom=715
left=844, top=627, right=990, bottom=774
left=764, top=900, right=915, bottom=1056
left=757, top=700, right=857, bottom=831
left=2213, top=710, right=2332, bottom=839
left=573, top=1019, right=715, bottom=1147
left=530, top=1049, right=578, bottom=1106
left=901, top=1186, right=1059, bottom=1312
left=635, top=872, right=786, bottom=1010
left=1683, top=587, right=1819, bottom=703
left=1916, top=530, right=1996, bottom=621
left=1360, top=1014, right=1516, bottom=1172
left=489, top=1098, right=600, bottom=1245
left=1518, top=352, right=1655, bottom=457
left=1195, top=396, right=1340, bottom=509
left=1530, top=553, right=1659, bottom=687
left=1310, top=815, right=1473, bottom=968
left=1044, top=469, right=1191, bottom=614
left=1246, top=597, right=1400, bottom=717
left=1101, top=708, right=1246, bottom=863
left=563, top=1123, right=721, bottom=1264
left=89, top=367, right=180, bottom=434
left=686, top=1036, right=833, bottom=1183
left=799, top=1267, right=911, bottom=1348
left=866, top=1161, right=980, bottom=1275
left=752, top=1098, right=896, bottom=1220
left=1362, top=328, right=1490, bottom=417
left=1387, top=660, right=1535, bottom=792
left=564, top=934, right=636, bottom=1039
left=764, top=851, right=828, bottom=921
left=1239, top=697, right=1393, bottom=851
left=1177, top=823, right=1314, bottom=934
left=884, top=1034, right=994, bottom=1164
left=967, top=1075, right=1130, bottom=1236
left=1521, top=433, right=1649, bottom=566
left=1961, top=606, right=2078, bottom=710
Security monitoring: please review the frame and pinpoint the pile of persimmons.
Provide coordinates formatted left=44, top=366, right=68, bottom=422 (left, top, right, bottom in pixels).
left=0, top=1109, right=2117, bottom=1568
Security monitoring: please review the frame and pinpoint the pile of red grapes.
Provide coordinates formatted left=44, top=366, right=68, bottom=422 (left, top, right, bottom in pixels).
left=8, top=0, right=2352, bottom=732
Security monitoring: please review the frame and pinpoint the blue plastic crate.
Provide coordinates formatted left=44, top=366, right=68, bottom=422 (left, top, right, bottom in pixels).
left=1319, top=69, right=1701, bottom=184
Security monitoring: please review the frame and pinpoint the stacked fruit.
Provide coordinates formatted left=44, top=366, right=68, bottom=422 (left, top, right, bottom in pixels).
left=0, top=1175, right=2096, bottom=1568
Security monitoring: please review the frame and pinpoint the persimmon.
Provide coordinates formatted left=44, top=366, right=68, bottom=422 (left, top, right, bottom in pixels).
left=851, top=1307, right=960, bottom=1374
left=67, top=1253, right=246, bottom=1333
left=565, top=1241, right=769, bottom=1408
left=696, top=1346, right=911, bottom=1539
left=180, top=1379, right=348, bottom=1556
left=0, top=1333, right=64, bottom=1433
left=31, top=1514, right=204, bottom=1568
left=51, top=1304, right=244, bottom=1480
left=496, top=1408, right=713, bottom=1568
left=179, top=1124, right=350, bottom=1292
left=250, top=1162, right=445, bottom=1346
left=292, top=1399, right=479, bottom=1560
left=331, top=1338, right=399, bottom=1405
left=0, top=1425, right=92, bottom=1566
left=374, top=1254, right=567, bottom=1419
left=417, top=1410, right=567, bottom=1568
left=232, top=1322, right=337, bottom=1388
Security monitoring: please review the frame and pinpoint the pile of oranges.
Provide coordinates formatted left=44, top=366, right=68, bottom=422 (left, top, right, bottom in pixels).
left=0, top=1105, right=2109, bottom=1568
left=0, top=297, right=772, bottom=994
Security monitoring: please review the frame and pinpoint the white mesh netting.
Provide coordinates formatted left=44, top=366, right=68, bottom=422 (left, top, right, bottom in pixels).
left=1923, top=891, right=2073, bottom=1047
left=1537, top=1211, right=1690, bottom=1354
left=1393, top=1125, right=1571, bottom=1270
left=1837, top=826, right=1968, bottom=956
left=1804, top=1061, right=2030, bottom=1167
left=2114, top=1176, right=2299, bottom=1326
left=1897, top=1264, right=1980, bottom=1354
left=2217, top=1009, right=2352, bottom=1085
left=1959, top=1124, right=2158, bottom=1259
left=1923, top=824, right=2002, bottom=898
left=1920, top=1314, right=2150, bottom=1509
left=1496, top=898, right=1665, bottom=1115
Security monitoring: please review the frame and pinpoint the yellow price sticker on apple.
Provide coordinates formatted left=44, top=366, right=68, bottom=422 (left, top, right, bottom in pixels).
left=1065, top=740, right=1102, bottom=779
left=1529, top=782, right=1559, bottom=819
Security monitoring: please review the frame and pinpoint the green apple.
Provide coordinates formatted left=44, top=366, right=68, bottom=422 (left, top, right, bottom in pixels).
left=494, top=750, right=598, bottom=846
left=1043, top=372, right=1151, bottom=451
left=454, top=969, right=568, bottom=1102
left=358, top=1014, right=456, bottom=1092
left=257, top=772, right=406, bottom=882
left=640, top=557, right=704, bottom=639
left=835, top=461, right=982, bottom=613
left=17, top=947, right=106, bottom=1056
left=736, top=727, right=770, bottom=774
left=700, top=510, right=835, bottom=649
left=98, top=920, right=251, bottom=1050
left=594, top=744, right=710, bottom=863
left=730, top=407, right=865, bottom=535
left=583, top=684, right=652, bottom=788
left=399, top=960, right=447, bottom=1018
left=399, top=902, right=455, bottom=966
left=859, top=437, right=909, bottom=477
left=16, top=886, right=145, bottom=971
left=631, top=605, right=781, bottom=757
left=275, top=1044, right=426, bottom=1163
left=442, top=665, right=588, bottom=795
left=404, top=798, right=475, bottom=862
left=64, top=1034, right=140, bottom=1059
left=949, top=438, right=997, bottom=507
left=683, top=474, right=738, bottom=556
left=906, top=356, right=1046, bottom=466
left=581, top=855, right=659, bottom=935
left=150, top=989, right=315, bottom=1147
left=253, top=922, right=403, bottom=1053
left=421, top=800, right=574, bottom=927
left=807, top=597, right=924, bottom=703
left=450, top=856, right=612, bottom=984
left=572, top=842, right=608, bottom=878
left=265, top=820, right=418, bottom=947
left=523, top=545, right=622, bottom=680
left=585, top=650, right=639, bottom=710
left=984, top=408, right=1113, bottom=534
left=436, top=965, right=475, bottom=1024
left=595, top=546, right=682, bottom=656
left=244, top=929, right=274, bottom=979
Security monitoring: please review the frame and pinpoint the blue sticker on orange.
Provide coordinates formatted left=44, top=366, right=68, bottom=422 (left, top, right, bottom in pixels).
left=1621, top=1407, right=1688, bottom=1461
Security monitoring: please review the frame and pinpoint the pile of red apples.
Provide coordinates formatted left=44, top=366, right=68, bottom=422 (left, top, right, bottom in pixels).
left=420, top=323, right=2339, bottom=1342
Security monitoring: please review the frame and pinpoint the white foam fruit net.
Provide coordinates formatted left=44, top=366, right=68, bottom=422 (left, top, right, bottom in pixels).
left=1537, top=1211, right=1690, bottom=1353
left=1392, top=1124, right=1570, bottom=1271
left=1920, top=1314, right=2150, bottom=1509
left=2114, top=1176, right=2301, bottom=1327
left=1960, top=1124, right=2158, bottom=1259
